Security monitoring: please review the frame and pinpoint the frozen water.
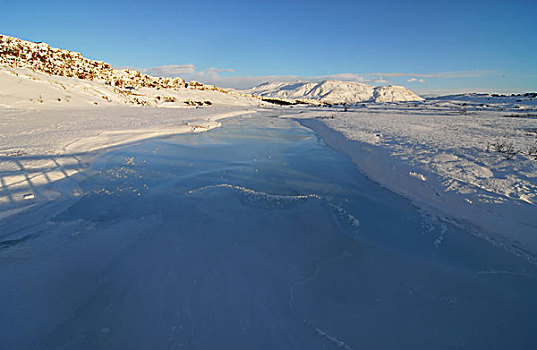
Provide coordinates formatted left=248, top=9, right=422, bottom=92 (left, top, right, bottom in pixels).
left=0, top=116, right=536, bottom=349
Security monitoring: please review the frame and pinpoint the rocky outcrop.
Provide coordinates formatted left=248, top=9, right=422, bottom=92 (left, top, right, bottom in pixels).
left=0, top=34, right=186, bottom=90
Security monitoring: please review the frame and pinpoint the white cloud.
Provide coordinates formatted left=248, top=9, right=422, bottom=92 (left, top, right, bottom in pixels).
left=371, top=77, right=389, bottom=84
left=140, top=64, right=196, bottom=76
left=131, top=65, right=498, bottom=90
left=208, top=67, right=235, bottom=73
left=137, top=64, right=432, bottom=89
left=179, top=71, right=376, bottom=89
left=408, top=78, right=426, bottom=83
left=367, top=70, right=499, bottom=79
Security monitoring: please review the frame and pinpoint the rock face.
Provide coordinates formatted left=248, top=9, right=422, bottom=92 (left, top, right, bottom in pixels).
left=0, top=34, right=186, bottom=89
left=245, top=80, right=424, bottom=104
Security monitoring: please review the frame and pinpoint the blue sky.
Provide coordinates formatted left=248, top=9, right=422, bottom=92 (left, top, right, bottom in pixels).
left=3, top=0, right=536, bottom=93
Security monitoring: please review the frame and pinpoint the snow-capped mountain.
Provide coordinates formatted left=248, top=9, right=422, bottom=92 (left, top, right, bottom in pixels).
left=244, top=80, right=424, bottom=104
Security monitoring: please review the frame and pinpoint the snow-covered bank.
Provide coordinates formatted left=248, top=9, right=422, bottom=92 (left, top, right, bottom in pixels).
left=0, top=105, right=259, bottom=220
left=286, top=102, right=537, bottom=261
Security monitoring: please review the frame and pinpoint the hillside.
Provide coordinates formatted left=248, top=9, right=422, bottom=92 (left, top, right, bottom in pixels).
left=243, top=80, right=424, bottom=104
left=0, top=34, right=187, bottom=89
left=0, top=34, right=260, bottom=108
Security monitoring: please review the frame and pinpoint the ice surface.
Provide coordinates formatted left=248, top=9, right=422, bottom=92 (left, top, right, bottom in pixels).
left=1, top=117, right=536, bottom=349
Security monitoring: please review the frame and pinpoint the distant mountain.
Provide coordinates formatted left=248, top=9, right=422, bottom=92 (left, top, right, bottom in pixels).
left=244, top=80, right=424, bottom=104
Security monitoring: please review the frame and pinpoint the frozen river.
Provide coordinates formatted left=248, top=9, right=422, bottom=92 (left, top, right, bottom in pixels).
left=1, top=116, right=536, bottom=349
